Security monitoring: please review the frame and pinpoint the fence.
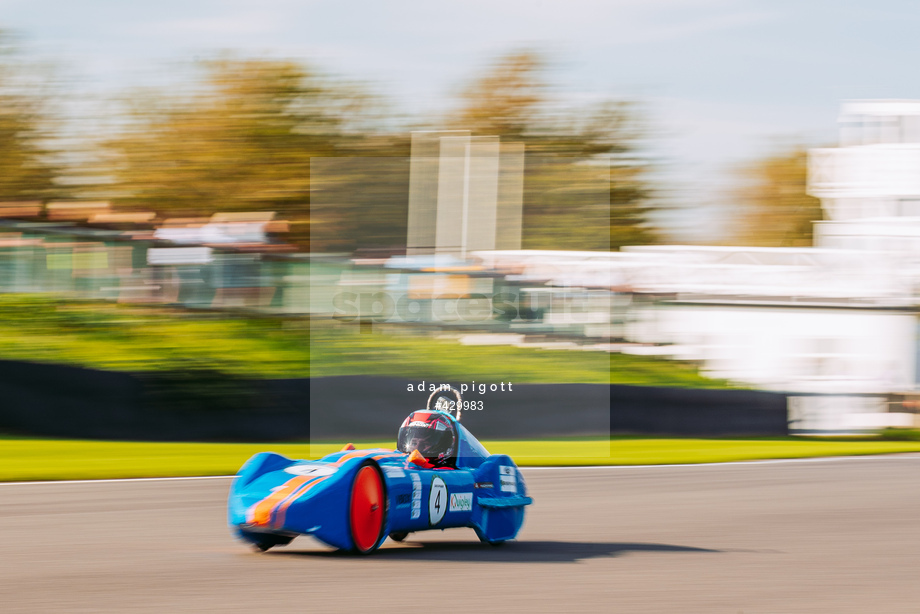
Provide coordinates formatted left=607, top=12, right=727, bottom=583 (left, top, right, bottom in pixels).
left=0, top=220, right=624, bottom=339
left=0, top=361, right=788, bottom=441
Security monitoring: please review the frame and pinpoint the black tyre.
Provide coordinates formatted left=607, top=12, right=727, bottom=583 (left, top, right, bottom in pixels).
left=239, top=530, right=293, bottom=553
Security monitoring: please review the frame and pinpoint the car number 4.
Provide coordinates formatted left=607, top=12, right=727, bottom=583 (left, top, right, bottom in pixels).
left=429, top=477, right=447, bottom=525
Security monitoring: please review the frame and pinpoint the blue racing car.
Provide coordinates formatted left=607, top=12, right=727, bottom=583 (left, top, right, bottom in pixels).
left=228, top=388, right=533, bottom=553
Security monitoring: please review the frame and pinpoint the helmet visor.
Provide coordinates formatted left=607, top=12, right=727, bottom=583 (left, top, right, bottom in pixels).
left=397, top=425, right=451, bottom=458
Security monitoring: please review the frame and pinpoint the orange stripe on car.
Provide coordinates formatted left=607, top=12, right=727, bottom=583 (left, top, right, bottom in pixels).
left=268, top=452, right=380, bottom=528
left=272, top=476, right=330, bottom=529
left=332, top=449, right=394, bottom=465
left=250, top=450, right=401, bottom=529
left=333, top=451, right=370, bottom=466
left=249, top=476, right=314, bottom=527
left=249, top=454, right=365, bottom=527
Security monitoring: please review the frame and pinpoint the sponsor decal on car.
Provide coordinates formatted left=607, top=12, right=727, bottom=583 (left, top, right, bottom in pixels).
left=499, top=466, right=517, bottom=493
left=429, top=476, right=448, bottom=525
left=410, top=473, right=421, bottom=519
left=449, top=492, right=473, bottom=512
left=383, top=466, right=406, bottom=478
left=474, top=482, right=494, bottom=489
left=283, top=464, right=337, bottom=477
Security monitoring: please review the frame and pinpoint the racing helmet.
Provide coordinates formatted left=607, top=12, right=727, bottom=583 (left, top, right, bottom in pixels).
left=397, top=411, right=456, bottom=463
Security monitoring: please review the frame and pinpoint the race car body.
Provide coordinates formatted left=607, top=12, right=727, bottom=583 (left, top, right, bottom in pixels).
left=227, top=402, right=532, bottom=553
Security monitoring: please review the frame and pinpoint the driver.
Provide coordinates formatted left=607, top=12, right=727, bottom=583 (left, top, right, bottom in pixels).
left=397, top=411, right=457, bottom=469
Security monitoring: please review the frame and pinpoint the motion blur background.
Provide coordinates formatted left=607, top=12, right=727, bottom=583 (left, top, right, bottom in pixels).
left=2, top=1, right=920, bottom=442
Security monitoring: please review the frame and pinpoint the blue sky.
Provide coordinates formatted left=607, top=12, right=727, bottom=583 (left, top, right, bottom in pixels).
left=2, top=0, right=919, bottom=239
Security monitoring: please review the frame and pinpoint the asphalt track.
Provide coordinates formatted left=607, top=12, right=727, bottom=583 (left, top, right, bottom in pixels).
left=2, top=457, right=919, bottom=613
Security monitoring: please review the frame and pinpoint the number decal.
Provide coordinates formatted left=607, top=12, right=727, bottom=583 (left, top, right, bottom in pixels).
left=428, top=476, right=447, bottom=525
left=283, top=464, right=337, bottom=477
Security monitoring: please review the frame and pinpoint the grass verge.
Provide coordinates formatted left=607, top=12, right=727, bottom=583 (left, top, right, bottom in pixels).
left=0, top=294, right=732, bottom=387
left=1, top=436, right=919, bottom=482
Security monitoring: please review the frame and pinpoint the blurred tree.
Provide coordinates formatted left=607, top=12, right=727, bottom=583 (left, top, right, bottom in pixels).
left=101, top=50, right=658, bottom=253
left=448, top=51, right=657, bottom=250
left=730, top=147, right=823, bottom=247
left=307, top=139, right=412, bottom=253
left=102, top=57, right=391, bottom=247
left=451, top=51, right=543, bottom=139
left=0, top=32, right=61, bottom=200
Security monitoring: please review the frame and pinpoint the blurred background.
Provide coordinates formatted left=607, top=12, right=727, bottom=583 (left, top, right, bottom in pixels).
left=2, top=2, right=920, bottom=441
left=5, top=8, right=920, bottom=614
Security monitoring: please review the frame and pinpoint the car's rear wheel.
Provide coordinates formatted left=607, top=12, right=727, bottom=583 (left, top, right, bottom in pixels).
left=389, top=531, right=409, bottom=542
left=349, top=463, right=386, bottom=554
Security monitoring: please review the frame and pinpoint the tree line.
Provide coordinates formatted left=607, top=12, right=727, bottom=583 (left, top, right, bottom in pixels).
left=0, top=31, right=818, bottom=252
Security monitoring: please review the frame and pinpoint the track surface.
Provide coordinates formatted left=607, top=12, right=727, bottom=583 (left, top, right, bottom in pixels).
left=2, top=457, right=919, bottom=613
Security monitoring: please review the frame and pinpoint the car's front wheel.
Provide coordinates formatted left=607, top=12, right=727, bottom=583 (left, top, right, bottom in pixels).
left=348, top=462, right=386, bottom=554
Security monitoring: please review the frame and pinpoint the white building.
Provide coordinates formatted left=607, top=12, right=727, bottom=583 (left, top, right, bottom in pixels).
left=633, top=101, right=920, bottom=432
left=472, top=101, right=920, bottom=433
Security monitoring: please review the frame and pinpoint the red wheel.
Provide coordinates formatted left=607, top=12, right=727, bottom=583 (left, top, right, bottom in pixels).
left=349, top=464, right=385, bottom=554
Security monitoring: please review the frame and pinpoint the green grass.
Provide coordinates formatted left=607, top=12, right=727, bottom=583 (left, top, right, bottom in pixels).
left=0, top=293, right=733, bottom=386
left=1, top=436, right=918, bottom=482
